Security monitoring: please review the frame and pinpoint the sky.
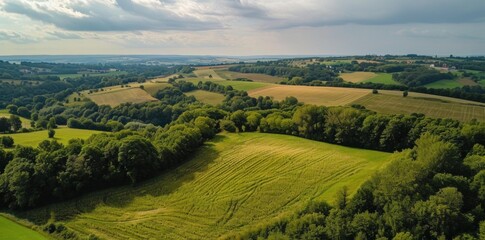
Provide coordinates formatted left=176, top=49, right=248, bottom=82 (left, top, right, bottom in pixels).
left=0, top=0, right=484, bottom=56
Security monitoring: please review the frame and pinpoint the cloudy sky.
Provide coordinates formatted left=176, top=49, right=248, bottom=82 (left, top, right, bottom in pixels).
left=0, top=0, right=484, bottom=56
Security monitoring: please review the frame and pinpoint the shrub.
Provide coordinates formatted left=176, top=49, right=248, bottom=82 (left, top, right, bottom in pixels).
left=0, top=136, right=14, bottom=148
left=220, top=120, right=237, bottom=132
left=48, top=129, right=55, bottom=138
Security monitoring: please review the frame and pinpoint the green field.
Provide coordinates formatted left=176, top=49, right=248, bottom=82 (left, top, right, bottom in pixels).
left=424, top=79, right=463, bottom=89
left=248, top=85, right=370, bottom=106
left=365, top=73, right=400, bottom=85
left=186, top=90, right=225, bottom=105
left=353, top=93, right=485, bottom=122
left=184, top=78, right=271, bottom=91
left=0, top=127, right=102, bottom=147
left=0, top=216, right=47, bottom=240
left=16, top=133, right=390, bottom=239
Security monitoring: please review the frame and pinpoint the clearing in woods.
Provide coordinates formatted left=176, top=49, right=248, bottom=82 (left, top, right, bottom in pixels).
left=86, top=88, right=158, bottom=107
left=0, top=216, right=47, bottom=240
left=0, top=112, right=31, bottom=129
left=0, top=127, right=102, bottom=148
left=248, top=85, right=371, bottom=106
left=16, top=133, right=391, bottom=240
left=185, top=90, right=225, bottom=105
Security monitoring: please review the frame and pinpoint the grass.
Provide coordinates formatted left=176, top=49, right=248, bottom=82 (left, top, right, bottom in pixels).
left=84, top=88, right=158, bottom=107
left=424, top=79, right=463, bottom=89
left=248, top=85, right=371, bottom=106
left=0, top=127, right=102, bottom=148
left=340, top=72, right=377, bottom=83
left=15, top=133, right=391, bottom=240
left=365, top=73, right=400, bottom=85
left=0, top=216, right=47, bottom=240
left=243, top=84, right=485, bottom=122
left=140, top=82, right=171, bottom=96
left=353, top=92, right=485, bottom=122
left=215, top=70, right=285, bottom=83
left=340, top=72, right=399, bottom=85
left=185, top=90, right=225, bottom=105
left=193, top=69, right=224, bottom=80
left=183, top=78, right=271, bottom=91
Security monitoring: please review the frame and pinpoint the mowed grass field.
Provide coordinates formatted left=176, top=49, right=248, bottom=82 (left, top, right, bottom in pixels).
left=340, top=72, right=399, bottom=85
left=0, top=127, right=102, bottom=147
left=353, top=92, right=485, bottom=122
left=248, top=85, right=371, bottom=106
left=17, top=133, right=391, bottom=240
left=193, top=68, right=225, bottom=80
left=0, top=216, right=47, bottom=240
left=365, top=73, right=400, bottom=85
left=86, top=88, right=158, bottom=107
left=186, top=90, right=225, bottom=105
left=183, top=78, right=271, bottom=91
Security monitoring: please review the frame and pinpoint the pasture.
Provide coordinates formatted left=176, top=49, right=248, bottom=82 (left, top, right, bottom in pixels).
left=340, top=72, right=377, bottom=83
left=186, top=90, right=225, bottom=105
left=0, top=127, right=102, bottom=148
left=193, top=68, right=224, bottom=80
left=248, top=85, right=371, bottom=106
left=340, top=72, right=399, bottom=85
left=365, top=73, right=400, bottom=85
left=183, top=78, right=271, bottom=91
left=17, top=133, right=390, bottom=239
left=0, top=216, right=46, bottom=240
left=86, top=88, right=158, bottom=107
left=353, top=92, right=485, bottom=122
left=424, top=79, right=463, bottom=89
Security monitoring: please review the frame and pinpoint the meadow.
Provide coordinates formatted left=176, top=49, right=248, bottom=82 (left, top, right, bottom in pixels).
left=365, top=73, right=400, bottom=85
left=17, top=133, right=390, bottom=239
left=340, top=72, right=399, bottom=85
left=0, top=127, right=102, bottom=147
left=193, top=68, right=225, bottom=80
left=353, top=92, right=485, bottom=122
left=248, top=85, right=371, bottom=106
left=340, top=71, right=377, bottom=83
left=185, top=90, right=225, bottom=105
left=84, top=88, right=158, bottom=107
left=0, top=215, right=47, bottom=240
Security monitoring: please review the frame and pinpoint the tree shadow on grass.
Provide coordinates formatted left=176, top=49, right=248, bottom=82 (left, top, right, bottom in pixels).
left=13, top=135, right=227, bottom=225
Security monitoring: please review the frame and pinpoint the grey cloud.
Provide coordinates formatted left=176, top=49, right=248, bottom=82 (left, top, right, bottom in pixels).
left=2, top=0, right=221, bottom=31
left=1, top=0, right=485, bottom=32
left=0, top=31, right=37, bottom=43
left=47, top=31, right=83, bottom=40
